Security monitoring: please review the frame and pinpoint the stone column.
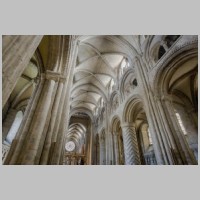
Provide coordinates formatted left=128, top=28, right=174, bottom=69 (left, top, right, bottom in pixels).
left=89, top=124, right=94, bottom=165
left=99, top=135, right=105, bottom=165
left=2, top=35, right=43, bottom=108
left=96, top=135, right=100, bottom=165
left=105, top=133, right=110, bottom=165
left=47, top=78, right=70, bottom=165
left=121, top=123, right=141, bottom=165
left=185, top=108, right=198, bottom=161
left=39, top=80, right=64, bottom=164
left=19, top=71, right=59, bottom=164
left=163, top=97, right=197, bottom=165
left=154, top=95, right=178, bottom=164
left=109, top=133, right=114, bottom=165
left=106, top=133, right=110, bottom=165
left=113, top=132, right=120, bottom=165
left=50, top=37, right=77, bottom=165
left=5, top=75, right=45, bottom=165
left=134, top=58, right=166, bottom=164
left=85, top=123, right=93, bottom=165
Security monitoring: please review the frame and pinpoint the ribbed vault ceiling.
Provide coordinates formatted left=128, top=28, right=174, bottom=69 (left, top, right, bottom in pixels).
left=71, top=35, right=138, bottom=115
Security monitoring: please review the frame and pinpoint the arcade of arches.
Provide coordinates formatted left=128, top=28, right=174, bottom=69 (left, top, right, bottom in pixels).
left=2, top=35, right=198, bottom=165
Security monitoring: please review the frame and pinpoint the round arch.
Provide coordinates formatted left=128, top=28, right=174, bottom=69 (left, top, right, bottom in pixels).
left=151, top=44, right=198, bottom=164
left=119, top=67, right=136, bottom=102
left=69, top=107, right=93, bottom=121
left=110, top=115, right=121, bottom=133
left=122, top=95, right=144, bottom=123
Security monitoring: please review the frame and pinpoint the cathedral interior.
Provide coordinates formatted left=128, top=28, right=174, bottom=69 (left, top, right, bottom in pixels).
left=2, top=35, right=198, bottom=165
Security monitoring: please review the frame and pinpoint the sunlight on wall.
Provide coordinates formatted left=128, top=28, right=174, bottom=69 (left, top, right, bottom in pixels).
left=5, top=111, right=23, bottom=144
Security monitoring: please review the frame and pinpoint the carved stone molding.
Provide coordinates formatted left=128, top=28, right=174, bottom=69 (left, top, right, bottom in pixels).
left=59, top=76, right=67, bottom=83
left=121, top=122, right=136, bottom=128
left=149, top=35, right=198, bottom=91
left=45, top=70, right=61, bottom=81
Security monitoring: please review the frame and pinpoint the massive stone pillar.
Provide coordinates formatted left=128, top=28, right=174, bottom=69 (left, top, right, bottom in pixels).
left=99, top=135, right=105, bottom=165
left=106, top=133, right=110, bottom=165
left=105, top=133, right=110, bottom=165
left=113, top=132, right=120, bottom=165
left=121, top=123, right=141, bottom=165
left=39, top=80, right=64, bottom=164
left=88, top=124, right=94, bottom=165
left=50, top=37, right=77, bottom=165
left=163, top=97, right=197, bottom=165
left=5, top=76, right=45, bottom=164
left=5, top=71, right=62, bottom=165
left=2, top=35, right=43, bottom=108
left=134, top=58, right=166, bottom=164
left=109, top=133, right=114, bottom=165
left=48, top=77, right=70, bottom=165
left=96, top=135, right=100, bottom=165
left=153, top=95, right=179, bottom=165
left=84, top=123, right=93, bottom=165
left=3, top=36, right=73, bottom=165
left=19, top=71, right=59, bottom=164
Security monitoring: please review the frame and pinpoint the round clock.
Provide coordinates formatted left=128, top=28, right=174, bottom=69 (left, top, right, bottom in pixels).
left=65, top=141, right=75, bottom=152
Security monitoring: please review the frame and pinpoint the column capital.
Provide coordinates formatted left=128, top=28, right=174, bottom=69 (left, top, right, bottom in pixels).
left=113, top=132, right=119, bottom=136
left=59, top=76, right=67, bottom=83
left=45, top=70, right=61, bottom=82
left=121, top=122, right=136, bottom=128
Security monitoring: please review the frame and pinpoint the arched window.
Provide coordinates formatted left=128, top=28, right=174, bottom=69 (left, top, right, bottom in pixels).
left=147, top=128, right=153, bottom=145
left=109, top=79, right=115, bottom=93
left=158, top=45, right=166, bottom=60
left=165, top=35, right=180, bottom=48
left=158, top=35, right=180, bottom=60
left=119, top=58, right=129, bottom=77
left=175, top=112, right=187, bottom=136
left=4, top=110, right=23, bottom=145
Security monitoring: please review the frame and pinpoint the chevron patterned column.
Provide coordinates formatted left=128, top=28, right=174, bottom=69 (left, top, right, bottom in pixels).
left=121, top=123, right=141, bottom=165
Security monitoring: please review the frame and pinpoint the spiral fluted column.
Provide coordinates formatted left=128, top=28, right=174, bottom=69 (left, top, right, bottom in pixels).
left=121, top=123, right=141, bottom=165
